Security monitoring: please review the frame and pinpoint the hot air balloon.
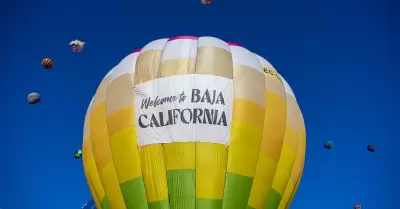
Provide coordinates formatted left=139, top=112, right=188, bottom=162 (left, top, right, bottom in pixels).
left=74, top=149, right=83, bottom=159
left=28, top=92, right=40, bottom=104
left=41, top=58, right=54, bottom=69
left=82, top=36, right=306, bottom=209
left=354, top=204, right=361, bottom=209
left=367, top=145, right=375, bottom=152
left=70, top=39, right=85, bottom=52
left=201, top=0, right=213, bottom=4
left=324, top=141, right=333, bottom=150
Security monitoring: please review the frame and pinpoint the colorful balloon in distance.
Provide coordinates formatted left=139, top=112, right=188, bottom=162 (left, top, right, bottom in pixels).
left=74, top=149, right=82, bottom=159
left=324, top=141, right=333, bottom=150
left=70, top=39, right=85, bottom=52
left=354, top=204, right=361, bottom=209
left=367, top=144, right=376, bottom=152
left=82, top=36, right=306, bottom=209
left=28, top=92, right=40, bottom=104
left=201, top=0, right=213, bottom=4
left=41, top=58, right=54, bottom=69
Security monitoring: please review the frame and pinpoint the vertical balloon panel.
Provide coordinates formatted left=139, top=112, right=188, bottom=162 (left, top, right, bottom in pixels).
left=90, top=70, right=126, bottom=209
left=221, top=43, right=266, bottom=209
left=279, top=119, right=305, bottom=208
left=106, top=51, right=149, bottom=209
left=286, top=171, right=304, bottom=209
left=133, top=36, right=235, bottom=209
left=281, top=110, right=306, bottom=209
left=247, top=57, right=287, bottom=209
left=278, top=151, right=304, bottom=209
left=159, top=36, right=197, bottom=209
left=83, top=99, right=105, bottom=209
left=194, top=37, right=232, bottom=209
left=264, top=76, right=302, bottom=209
left=135, top=39, right=170, bottom=209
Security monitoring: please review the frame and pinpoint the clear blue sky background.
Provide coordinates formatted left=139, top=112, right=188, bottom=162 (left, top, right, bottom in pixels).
left=1, top=0, right=399, bottom=208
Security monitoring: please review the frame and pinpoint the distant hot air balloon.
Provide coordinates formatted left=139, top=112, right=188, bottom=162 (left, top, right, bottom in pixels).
left=41, top=58, right=54, bottom=69
left=367, top=145, right=375, bottom=152
left=324, top=141, right=333, bottom=150
left=201, top=0, right=213, bottom=4
left=74, top=149, right=83, bottom=159
left=28, top=92, right=40, bottom=104
left=354, top=204, right=361, bottom=209
left=82, top=36, right=306, bottom=209
left=70, top=39, right=85, bottom=52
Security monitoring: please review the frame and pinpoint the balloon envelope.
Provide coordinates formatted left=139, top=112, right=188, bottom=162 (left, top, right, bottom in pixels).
left=82, top=36, right=306, bottom=209
left=367, top=145, right=375, bottom=152
left=324, top=141, right=333, bottom=150
left=74, top=149, right=82, bottom=159
left=41, top=58, right=54, bottom=69
left=28, top=92, right=40, bottom=104
left=70, top=40, right=85, bottom=52
left=201, top=0, right=213, bottom=4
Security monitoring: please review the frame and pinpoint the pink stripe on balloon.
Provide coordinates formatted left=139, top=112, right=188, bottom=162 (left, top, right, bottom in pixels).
left=227, top=42, right=242, bottom=47
left=132, top=48, right=142, bottom=53
left=168, top=36, right=198, bottom=42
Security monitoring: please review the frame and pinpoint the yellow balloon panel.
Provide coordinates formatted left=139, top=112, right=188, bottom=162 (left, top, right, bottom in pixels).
left=90, top=71, right=126, bottom=209
left=247, top=55, right=287, bottom=209
left=82, top=101, right=105, bottom=209
left=82, top=36, right=306, bottom=209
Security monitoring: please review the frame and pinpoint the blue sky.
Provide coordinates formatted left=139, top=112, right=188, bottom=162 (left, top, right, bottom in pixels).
left=1, top=0, right=399, bottom=208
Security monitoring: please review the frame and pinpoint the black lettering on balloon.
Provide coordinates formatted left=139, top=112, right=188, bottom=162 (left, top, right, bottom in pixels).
left=181, top=108, right=192, bottom=124
left=217, top=111, right=227, bottom=126
left=191, top=89, right=201, bottom=103
left=138, top=115, right=149, bottom=128
left=138, top=108, right=227, bottom=128
left=193, top=108, right=203, bottom=124
left=150, top=114, right=160, bottom=127
left=141, top=95, right=177, bottom=109
left=215, top=92, right=225, bottom=105
left=138, top=88, right=229, bottom=129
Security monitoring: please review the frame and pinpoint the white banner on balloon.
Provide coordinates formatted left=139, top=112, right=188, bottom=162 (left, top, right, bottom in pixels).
left=133, top=74, right=233, bottom=147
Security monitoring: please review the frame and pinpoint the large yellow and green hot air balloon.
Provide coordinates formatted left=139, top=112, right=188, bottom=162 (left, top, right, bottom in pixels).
left=82, top=36, right=306, bottom=209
